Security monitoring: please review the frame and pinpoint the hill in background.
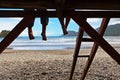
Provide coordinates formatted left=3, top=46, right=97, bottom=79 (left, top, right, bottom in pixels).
left=0, top=24, right=120, bottom=37
left=62, top=24, right=120, bottom=36
left=101, top=24, right=120, bottom=36
left=62, top=31, right=77, bottom=36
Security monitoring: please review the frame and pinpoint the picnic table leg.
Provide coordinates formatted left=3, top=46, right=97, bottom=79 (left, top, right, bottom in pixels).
left=80, top=18, right=110, bottom=80
left=69, top=27, right=84, bottom=80
left=0, top=15, right=35, bottom=53
left=72, top=17, right=120, bottom=64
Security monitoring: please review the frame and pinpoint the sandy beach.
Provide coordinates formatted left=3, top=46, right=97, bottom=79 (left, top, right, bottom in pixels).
left=0, top=47, right=120, bottom=80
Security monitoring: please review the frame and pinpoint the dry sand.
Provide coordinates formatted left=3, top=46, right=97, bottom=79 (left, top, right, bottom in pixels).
left=0, top=48, right=120, bottom=80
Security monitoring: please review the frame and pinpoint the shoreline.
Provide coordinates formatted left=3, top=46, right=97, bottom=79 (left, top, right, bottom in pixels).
left=6, top=43, right=120, bottom=50
left=0, top=47, right=119, bottom=80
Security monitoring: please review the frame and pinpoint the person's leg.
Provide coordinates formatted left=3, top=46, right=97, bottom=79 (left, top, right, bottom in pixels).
left=27, top=18, right=35, bottom=40
left=65, top=17, right=70, bottom=29
left=28, top=26, right=35, bottom=40
left=41, top=24, right=47, bottom=40
left=39, top=9, right=48, bottom=40
left=58, top=18, right=68, bottom=35
left=24, top=9, right=35, bottom=40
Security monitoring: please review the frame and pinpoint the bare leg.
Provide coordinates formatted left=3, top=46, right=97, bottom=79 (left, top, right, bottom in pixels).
left=41, top=24, right=47, bottom=40
left=40, top=9, right=48, bottom=40
left=65, top=17, right=70, bottom=29
left=27, top=18, right=35, bottom=40
left=28, top=27, right=35, bottom=40
left=58, top=18, right=68, bottom=35
left=24, top=9, right=35, bottom=40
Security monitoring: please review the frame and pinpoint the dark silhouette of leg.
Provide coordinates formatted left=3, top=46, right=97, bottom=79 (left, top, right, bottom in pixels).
left=41, top=24, right=47, bottom=40
left=40, top=17, right=48, bottom=41
left=65, top=17, right=70, bottom=29
left=58, top=18, right=68, bottom=35
left=28, top=26, right=35, bottom=40
left=27, top=18, right=35, bottom=40
left=24, top=9, right=35, bottom=40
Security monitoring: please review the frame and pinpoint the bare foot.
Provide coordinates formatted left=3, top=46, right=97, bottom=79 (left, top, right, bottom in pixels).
left=63, top=30, right=68, bottom=35
left=41, top=33, right=47, bottom=41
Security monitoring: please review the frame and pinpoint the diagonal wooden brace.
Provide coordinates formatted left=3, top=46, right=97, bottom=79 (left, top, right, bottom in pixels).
left=72, top=17, right=120, bottom=64
left=0, top=15, right=35, bottom=53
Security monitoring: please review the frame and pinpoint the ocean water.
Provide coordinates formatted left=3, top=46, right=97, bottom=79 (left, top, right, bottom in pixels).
left=0, top=36, right=120, bottom=50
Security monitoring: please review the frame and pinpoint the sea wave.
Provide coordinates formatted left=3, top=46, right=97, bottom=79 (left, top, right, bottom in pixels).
left=0, top=36, right=120, bottom=50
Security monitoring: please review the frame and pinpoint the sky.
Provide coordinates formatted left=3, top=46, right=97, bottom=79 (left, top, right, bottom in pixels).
left=0, top=18, right=120, bottom=36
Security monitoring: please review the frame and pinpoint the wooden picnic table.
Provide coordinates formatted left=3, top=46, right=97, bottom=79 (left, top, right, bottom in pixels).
left=0, top=0, right=120, bottom=80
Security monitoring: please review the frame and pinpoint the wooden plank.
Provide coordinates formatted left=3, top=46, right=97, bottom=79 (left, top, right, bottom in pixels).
left=69, top=27, right=84, bottom=80
left=0, top=0, right=120, bottom=10
left=72, top=17, right=120, bottom=64
left=77, top=55, right=90, bottom=58
left=82, top=38, right=93, bottom=42
left=0, top=10, right=120, bottom=17
left=80, top=18, right=110, bottom=80
left=0, top=15, right=35, bottom=53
